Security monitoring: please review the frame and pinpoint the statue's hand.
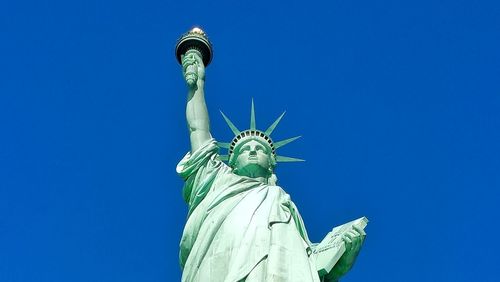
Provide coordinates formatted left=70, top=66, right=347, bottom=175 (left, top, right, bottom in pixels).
left=181, top=50, right=205, bottom=90
left=324, top=226, right=365, bottom=281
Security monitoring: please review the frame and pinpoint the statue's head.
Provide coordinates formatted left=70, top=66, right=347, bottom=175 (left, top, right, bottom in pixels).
left=229, top=136, right=277, bottom=178
left=219, top=100, right=304, bottom=182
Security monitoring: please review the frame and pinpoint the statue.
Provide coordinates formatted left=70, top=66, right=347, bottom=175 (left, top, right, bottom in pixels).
left=175, top=27, right=367, bottom=282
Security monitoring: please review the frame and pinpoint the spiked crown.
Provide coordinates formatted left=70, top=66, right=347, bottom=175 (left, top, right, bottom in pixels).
left=218, top=100, right=304, bottom=165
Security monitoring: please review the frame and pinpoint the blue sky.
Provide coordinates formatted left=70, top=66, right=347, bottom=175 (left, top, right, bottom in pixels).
left=1, top=0, right=499, bottom=281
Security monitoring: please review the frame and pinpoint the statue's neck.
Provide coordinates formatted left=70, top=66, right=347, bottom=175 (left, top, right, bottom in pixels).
left=233, top=165, right=271, bottom=184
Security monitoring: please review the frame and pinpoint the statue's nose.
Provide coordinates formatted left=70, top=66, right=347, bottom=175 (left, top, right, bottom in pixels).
left=249, top=150, right=257, bottom=156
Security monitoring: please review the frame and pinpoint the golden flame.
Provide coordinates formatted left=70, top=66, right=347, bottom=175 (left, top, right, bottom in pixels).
left=190, top=27, right=205, bottom=36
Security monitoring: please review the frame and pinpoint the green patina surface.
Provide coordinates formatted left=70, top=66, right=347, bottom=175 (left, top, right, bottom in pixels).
left=176, top=28, right=366, bottom=282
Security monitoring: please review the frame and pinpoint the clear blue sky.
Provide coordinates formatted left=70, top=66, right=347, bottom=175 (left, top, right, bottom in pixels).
left=1, top=0, right=499, bottom=281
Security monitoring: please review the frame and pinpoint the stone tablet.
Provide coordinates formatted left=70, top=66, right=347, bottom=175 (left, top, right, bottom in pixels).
left=313, top=217, right=369, bottom=276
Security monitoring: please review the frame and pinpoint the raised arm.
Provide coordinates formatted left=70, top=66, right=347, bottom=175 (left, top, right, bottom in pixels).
left=181, top=50, right=212, bottom=153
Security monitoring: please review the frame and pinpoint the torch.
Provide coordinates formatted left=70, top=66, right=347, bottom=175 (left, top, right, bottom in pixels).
left=175, top=27, right=213, bottom=68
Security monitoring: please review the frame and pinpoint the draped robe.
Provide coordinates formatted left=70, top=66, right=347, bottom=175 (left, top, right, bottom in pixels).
left=177, top=139, right=320, bottom=282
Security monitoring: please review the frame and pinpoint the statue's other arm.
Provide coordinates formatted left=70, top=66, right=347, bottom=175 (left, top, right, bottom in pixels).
left=182, top=50, right=212, bottom=153
left=324, top=225, right=365, bottom=281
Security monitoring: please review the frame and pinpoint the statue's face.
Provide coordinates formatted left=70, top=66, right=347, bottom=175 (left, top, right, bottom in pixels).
left=233, top=139, right=273, bottom=178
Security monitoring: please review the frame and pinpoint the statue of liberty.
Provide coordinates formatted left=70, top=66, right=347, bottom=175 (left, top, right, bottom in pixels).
left=175, top=28, right=366, bottom=282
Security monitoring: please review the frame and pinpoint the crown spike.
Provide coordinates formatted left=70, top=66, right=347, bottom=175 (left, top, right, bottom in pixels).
left=250, top=98, right=256, bottom=130
left=219, top=155, right=229, bottom=161
left=276, top=155, right=305, bottom=162
left=220, top=110, right=240, bottom=135
left=274, top=136, right=302, bottom=149
left=265, top=111, right=286, bottom=136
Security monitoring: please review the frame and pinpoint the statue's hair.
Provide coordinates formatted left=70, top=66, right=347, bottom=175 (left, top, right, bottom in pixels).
left=268, top=173, right=278, bottom=186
